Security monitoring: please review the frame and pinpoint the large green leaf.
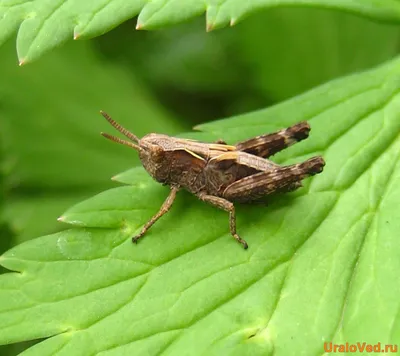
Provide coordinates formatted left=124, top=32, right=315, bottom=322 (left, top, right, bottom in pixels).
left=93, top=9, right=400, bottom=123
left=2, top=0, right=400, bottom=63
left=1, top=56, right=400, bottom=355
left=2, top=194, right=99, bottom=246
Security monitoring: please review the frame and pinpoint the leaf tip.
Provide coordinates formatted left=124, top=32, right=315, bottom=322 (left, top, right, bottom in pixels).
left=74, top=32, right=80, bottom=40
left=136, top=22, right=143, bottom=30
left=18, top=58, right=26, bottom=66
left=57, top=216, right=66, bottom=222
left=206, top=22, right=215, bottom=32
left=230, top=18, right=237, bottom=26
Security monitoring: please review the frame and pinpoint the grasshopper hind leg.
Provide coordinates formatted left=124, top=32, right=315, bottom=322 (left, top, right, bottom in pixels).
left=235, top=121, right=311, bottom=158
left=223, top=156, right=325, bottom=202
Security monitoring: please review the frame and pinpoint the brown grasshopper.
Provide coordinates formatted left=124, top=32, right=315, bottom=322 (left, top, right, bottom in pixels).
left=100, top=111, right=325, bottom=249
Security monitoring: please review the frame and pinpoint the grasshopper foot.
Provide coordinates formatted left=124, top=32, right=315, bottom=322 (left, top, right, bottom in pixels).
left=235, top=234, right=248, bottom=249
left=132, top=234, right=143, bottom=244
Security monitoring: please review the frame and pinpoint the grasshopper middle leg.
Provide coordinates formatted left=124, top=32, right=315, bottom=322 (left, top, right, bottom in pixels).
left=197, top=193, right=248, bottom=249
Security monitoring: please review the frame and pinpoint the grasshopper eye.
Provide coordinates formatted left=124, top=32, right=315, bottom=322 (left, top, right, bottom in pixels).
left=149, top=145, right=165, bottom=162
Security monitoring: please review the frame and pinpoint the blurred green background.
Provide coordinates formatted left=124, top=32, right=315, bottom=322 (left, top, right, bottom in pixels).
left=0, top=7, right=400, bottom=354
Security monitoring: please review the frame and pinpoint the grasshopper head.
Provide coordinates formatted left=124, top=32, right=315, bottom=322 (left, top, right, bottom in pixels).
left=137, top=134, right=171, bottom=183
left=100, top=111, right=169, bottom=183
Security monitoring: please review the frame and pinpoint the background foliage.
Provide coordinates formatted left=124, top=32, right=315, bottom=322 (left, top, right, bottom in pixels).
left=1, top=1, right=400, bottom=355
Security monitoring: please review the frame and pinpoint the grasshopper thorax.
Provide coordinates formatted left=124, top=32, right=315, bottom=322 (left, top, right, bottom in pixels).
left=100, top=111, right=175, bottom=184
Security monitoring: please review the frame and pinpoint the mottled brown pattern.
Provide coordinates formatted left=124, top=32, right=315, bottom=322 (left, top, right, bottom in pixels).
left=236, top=121, right=310, bottom=158
left=223, top=156, right=324, bottom=202
left=100, top=111, right=325, bottom=249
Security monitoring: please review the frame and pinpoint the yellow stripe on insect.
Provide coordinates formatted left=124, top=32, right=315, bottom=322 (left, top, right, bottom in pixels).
left=210, top=151, right=239, bottom=162
left=184, top=148, right=206, bottom=161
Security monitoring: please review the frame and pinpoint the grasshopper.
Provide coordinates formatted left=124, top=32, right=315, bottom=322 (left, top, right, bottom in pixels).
left=100, top=111, right=325, bottom=249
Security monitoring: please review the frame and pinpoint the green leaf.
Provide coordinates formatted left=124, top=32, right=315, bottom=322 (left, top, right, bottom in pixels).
left=2, top=0, right=400, bottom=63
left=3, top=193, right=100, bottom=245
left=1, top=56, right=400, bottom=354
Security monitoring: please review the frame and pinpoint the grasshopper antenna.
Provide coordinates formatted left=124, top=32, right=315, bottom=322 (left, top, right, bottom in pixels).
left=100, top=110, right=140, bottom=142
left=101, top=132, right=141, bottom=151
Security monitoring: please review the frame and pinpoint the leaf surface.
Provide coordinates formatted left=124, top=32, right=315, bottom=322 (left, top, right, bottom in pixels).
left=2, top=0, right=400, bottom=62
left=1, top=57, right=400, bottom=355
